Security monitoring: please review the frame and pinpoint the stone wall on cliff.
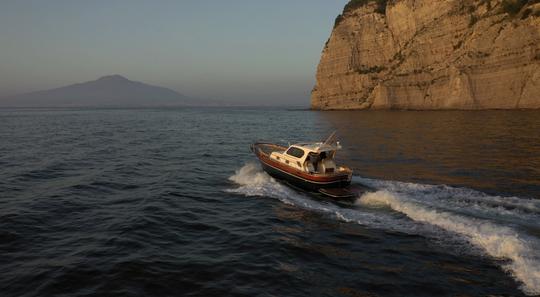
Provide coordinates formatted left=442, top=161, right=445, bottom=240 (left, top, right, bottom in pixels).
left=311, top=0, right=540, bottom=110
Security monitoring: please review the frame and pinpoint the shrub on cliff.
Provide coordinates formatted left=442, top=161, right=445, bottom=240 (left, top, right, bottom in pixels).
left=501, top=0, right=528, bottom=15
left=334, top=14, right=344, bottom=27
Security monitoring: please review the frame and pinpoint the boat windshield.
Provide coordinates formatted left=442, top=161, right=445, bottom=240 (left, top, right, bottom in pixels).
left=286, top=147, right=305, bottom=158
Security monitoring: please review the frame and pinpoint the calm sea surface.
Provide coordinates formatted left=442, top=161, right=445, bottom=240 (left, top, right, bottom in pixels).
left=1, top=107, right=539, bottom=297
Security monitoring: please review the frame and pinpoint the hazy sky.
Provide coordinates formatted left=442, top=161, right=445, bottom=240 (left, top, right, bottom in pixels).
left=0, top=0, right=348, bottom=105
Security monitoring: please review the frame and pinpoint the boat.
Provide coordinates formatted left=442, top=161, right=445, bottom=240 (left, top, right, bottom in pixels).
left=251, top=132, right=355, bottom=198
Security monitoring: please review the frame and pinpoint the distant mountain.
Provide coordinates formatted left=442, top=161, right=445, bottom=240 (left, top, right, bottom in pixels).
left=0, top=75, right=202, bottom=107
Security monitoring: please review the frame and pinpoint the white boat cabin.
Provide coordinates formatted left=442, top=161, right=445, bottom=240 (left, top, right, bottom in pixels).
left=270, top=142, right=342, bottom=174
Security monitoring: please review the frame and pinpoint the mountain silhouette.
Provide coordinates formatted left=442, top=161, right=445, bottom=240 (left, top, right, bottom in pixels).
left=0, top=75, right=197, bottom=107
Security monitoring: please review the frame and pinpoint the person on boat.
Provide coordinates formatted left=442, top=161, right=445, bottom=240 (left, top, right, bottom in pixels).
left=317, top=152, right=336, bottom=173
left=306, top=155, right=315, bottom=173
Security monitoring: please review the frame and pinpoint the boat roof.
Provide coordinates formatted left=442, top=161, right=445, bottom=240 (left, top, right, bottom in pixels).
left=293, top=142, right=341, bottom=153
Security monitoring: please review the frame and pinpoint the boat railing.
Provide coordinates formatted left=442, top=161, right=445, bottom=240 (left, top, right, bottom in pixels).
left=252, top=141, right=287, bottom=155
left=308, top=166, right=352, bottom=177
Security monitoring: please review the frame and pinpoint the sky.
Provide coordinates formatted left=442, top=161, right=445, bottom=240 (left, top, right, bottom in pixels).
left=0, top=0, right=349, bottom=106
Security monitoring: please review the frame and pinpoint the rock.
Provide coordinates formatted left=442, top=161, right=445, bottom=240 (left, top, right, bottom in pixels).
left=311, top=0, right=540, bottom=110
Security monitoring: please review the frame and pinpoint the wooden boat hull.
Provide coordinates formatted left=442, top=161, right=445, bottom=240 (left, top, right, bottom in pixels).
left=260, top=161, right=351, bottom=191
left=251, top=142, right=352, bottom=192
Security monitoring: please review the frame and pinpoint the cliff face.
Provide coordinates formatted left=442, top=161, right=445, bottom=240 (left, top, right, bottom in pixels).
left=311, top=0, right=540, bottom=110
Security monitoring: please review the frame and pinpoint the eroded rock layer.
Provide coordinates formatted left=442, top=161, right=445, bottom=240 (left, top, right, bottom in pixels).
left=311, top=0, right=540, bottom=110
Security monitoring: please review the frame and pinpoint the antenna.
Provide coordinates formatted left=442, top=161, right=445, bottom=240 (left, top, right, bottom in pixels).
left=323, top=130, right=337, bottom=145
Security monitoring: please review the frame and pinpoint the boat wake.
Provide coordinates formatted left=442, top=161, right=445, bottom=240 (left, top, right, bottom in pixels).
left=358, top=190, right=540, bottom=296
left=227, top=163, right=540, bottom=295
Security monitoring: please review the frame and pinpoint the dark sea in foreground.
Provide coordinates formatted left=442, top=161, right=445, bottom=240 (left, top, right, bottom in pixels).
left=1, top=107, right=539, bottom=297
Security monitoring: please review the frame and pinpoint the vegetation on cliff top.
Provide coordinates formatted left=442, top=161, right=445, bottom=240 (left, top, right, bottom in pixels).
left=334, top=0, right=539, bottom=28
left=335, top=0, right=387, bottom=27
left=344, top=0, right=388, bottom=14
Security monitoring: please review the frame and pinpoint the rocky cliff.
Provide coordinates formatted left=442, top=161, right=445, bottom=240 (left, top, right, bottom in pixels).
left=311, top=0, right=540, bottom=110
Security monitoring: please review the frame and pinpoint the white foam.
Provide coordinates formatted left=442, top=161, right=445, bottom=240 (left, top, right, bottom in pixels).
left=226, top=163, right=439, bottom=236
left=227, top=162, right=297, bottom=205
left=359, top=190, right=540, bottom=295
left=227, top=163, right=540, bottom=295
left=354, top=176, right=540, bottom=225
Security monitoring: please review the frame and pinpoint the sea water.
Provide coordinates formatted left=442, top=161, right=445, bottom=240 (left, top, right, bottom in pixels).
left=1, top=107, right=539, bottom=296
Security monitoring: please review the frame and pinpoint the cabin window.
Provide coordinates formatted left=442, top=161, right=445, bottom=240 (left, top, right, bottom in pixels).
left=296, top=161, right=301, bottom=167
left=286, top=147, right=305, bottom=159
